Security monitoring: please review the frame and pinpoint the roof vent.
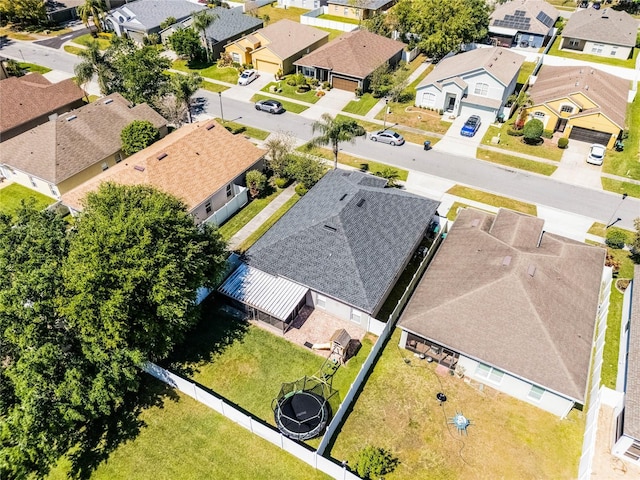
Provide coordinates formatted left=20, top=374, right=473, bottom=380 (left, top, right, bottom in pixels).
left=585, top=85, right=589, bottom=91
left=527, top=264, right=536, bottom=277
left=104, top=98, right=113, bottom=104
left=206, top=123, right=215, bottom=130
left=575, top=81, right=579, bottom=87
left=323, top=224, right=337, bottom=232
left=340, top=194, right=348, bottom=201
left=66, top=115, right=77, bottom=122
left=134, top=165, right=145, bottom=172
left=157, top=152, right=168, bottom=161
left=488, top=63, right=493, bottom=68
left=502, top=255, right=512, bottom=266
left=471, top=219, right=480, bottom=227
left=356, top=199, right=365, bottom=207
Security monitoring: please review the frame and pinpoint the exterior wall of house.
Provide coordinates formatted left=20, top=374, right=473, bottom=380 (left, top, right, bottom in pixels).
left=252, top=48, right=285, bottom=73
left=327, top=4, right=364, bottom=19
left=209, top=26, right=262, bottom=61
left=0, top=167, right=59, bottom=199
left=463, top=70, right=506, bottom=103
left=225, top=41, right=254, bottom=65
left=307, top=290, right=374, bottom=331
left=560, top=37, right=587, bottom=52
left=278, top=0, right=322, bottom=9
left=526, top=104, right=560, bottom=131
left=415, top=85, right=444, bottom=109
left=56, top=151, right=126, bottom=196
left=583, top=41, right=632, bottom=59
left=564, top=114, right=620, bottom=148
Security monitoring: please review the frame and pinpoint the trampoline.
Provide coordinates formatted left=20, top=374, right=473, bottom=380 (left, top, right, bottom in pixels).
left=274, top=390, right=331, bottom=441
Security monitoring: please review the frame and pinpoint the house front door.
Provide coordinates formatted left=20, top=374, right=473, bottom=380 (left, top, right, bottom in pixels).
left=446, top=96, right=456, bottom=112
left=556, top=118, right=568, bottom=133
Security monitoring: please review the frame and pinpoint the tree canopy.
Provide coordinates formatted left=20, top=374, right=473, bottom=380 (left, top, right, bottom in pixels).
left=0, top=185, right=227, bottom=478
left=309, top=114, right=361, bottom=169
left=168, top=27, right=204, bottom=62
left=120, top=120, right=161, bottom=155
left=0, top=0, right=47, bottom=27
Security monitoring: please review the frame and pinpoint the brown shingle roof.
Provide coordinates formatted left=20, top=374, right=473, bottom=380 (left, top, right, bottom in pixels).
left=490, top=0, right=560, bottom=36
left=528, top=65, right=629, bottom=128
left=625, top=266, right=640, bottom=439
left=0, top=93, right=166, bottom=184
left=398, top=208, right=605, bottom=402
left=62, top=120, right=265, bottom=212
left=0, top=74, right=84, bottom=137
left=417, top=47, right=524, bottom=90
left=293, top=30, right=406, bottom=79
left=256, top=19, right=328, bottom=60
left=563, top=8, right=637, bottom=47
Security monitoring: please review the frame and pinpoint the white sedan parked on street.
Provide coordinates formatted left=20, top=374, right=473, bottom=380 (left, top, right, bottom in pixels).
left=238, top=69, right=258, bottom=86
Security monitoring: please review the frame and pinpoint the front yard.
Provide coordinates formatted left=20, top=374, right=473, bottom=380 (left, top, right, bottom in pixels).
left=329, top=329, right=585, bottom=480
left=0, top=183, right=55, bottom=219
left=261, top=79, right=322, bottom=104
left=172, top=59, right=239, bottom=84
left=546, top=36, right=639, bottom=69
left=377, top=105, right=450, bottom=135
left=476, top=148, right=558, bottom=176
left=481, top=122, right=564, bottom=161
left=446, top=185, right=538, bottom=216
left=72, top=33, right=112, bottom=50
left=342, top=93, right=379, bottom=116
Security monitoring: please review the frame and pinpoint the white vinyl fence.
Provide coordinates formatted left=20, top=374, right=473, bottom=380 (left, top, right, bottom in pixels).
left=301, top=7, right=359, bottom=32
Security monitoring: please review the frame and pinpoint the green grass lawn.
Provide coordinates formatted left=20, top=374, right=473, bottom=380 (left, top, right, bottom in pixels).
left=63, top=45, right=85, bottom=55
left=314, top=26, right=345, bottom=41
left=18, top=62, right=51, bottom=74
left=48, top=379, right=330, bottom=480
left=547, top=36, right=639, bottom=69
left=256, top=5, right=309, bottom=23
left=72, top=33, right=112, bottom=50
left=262, top=79, right=321, bottom=104
left=481, top=123, right=564, bottom=161
left=602, top=93, right=640, bottom=181
left=601, top=178, right=640, bottom=199
left=237, top=194, right=302, bottom=251
left=250, top=94, right=309, bottom=114
left=587, top=222, right=635, bottom=242
left=334, top=114, right=439, bottom=146
left=318, top=14, right=360, bottom=24
left=200, top=80, right=228, bottom=93
left=517, top=61, right=536, bottom=86
left=447, top=185, right=538, bottom=216
left=218, top=189, right=284, bottom=242
left=329, top=328, right=585, bottom=480
left=342, top=93, right=379, bottom=116
left=0, top=26, right=36, bottom=40
left=214, top=118, right=270, bottom=140
left=172, top=59, right=239, bottom=84
left=476, top=148, right=558, bottom=175
left=0, top=184, right=55, bottom=219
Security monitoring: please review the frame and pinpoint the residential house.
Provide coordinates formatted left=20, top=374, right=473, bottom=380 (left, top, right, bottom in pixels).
left=204, top=7, right=264, bottom=61
left=611, top=266, right=640, bottom=465
left=560, top=8, right=637, bottom=60
left=0, top=93, right=167, bottom=199
left=46, top=0, right=127, bottom=24
left=525, top=65, right=629, bottom=148
left=277, top=0, right=323, bottom=10
left=218, top=169, right=440, bottom=332
left=415, top=47, right=524, bottom=123
left=398, top=208, right=610, bottom=418
left=0, top=73, right=85, bottom=142
left=324, top=0, right=396, bottom=21
left=489, top=0, right=559, bottom=48
left=62, top=120, right=265, bottom=225
left=224, top=19, right=329, bottom=74
left=105, top=0, right=205, bottom=44
left=293, top=29, right=406, bottom=92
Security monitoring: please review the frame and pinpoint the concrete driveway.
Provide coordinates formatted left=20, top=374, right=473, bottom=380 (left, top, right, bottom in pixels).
left=432, top=114, right=493, bottom=157
left=551, top=139, right=603, bottom=189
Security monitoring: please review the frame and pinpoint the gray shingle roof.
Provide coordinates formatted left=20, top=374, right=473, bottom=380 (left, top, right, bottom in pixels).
left=399, top=208, right=605, bottom=402
left=112, top=0, right=205, bottom=31
left=245, top=170, right=440, bottom=316
left=327, top=0, right=395, bottom=10
left=562, top=8, right=638, bottom=47
left=204, top=7, right=263, bottom=43
left=625, top=266, right=640, bottom=439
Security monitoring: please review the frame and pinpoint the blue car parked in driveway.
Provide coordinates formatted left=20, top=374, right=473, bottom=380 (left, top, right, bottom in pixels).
left=460, top=115, right=481, bottom=137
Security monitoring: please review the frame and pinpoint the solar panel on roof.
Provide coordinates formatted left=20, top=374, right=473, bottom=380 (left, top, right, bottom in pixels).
left=536, top=11, right=554, bottom=27
left=515, top=10, right=526, bottom=16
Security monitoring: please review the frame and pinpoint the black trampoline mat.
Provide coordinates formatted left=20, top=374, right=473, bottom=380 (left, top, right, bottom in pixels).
left=276, top=391, right=328, bottom=435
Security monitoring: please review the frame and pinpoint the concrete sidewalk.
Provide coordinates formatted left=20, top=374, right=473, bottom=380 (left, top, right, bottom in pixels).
left=227, top=183, right=298, bottom=251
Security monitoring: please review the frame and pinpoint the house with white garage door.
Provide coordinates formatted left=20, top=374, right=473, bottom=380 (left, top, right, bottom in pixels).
left=415, top=47, right=524, bottom=124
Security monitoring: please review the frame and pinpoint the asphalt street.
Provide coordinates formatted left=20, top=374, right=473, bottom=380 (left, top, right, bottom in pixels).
left=34, top=27, right=92, bottom=49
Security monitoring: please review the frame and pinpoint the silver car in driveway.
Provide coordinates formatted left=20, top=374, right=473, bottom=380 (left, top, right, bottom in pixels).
left=586, top=144, right=606, bottom=165
left=370, top=129, right=405, bottom=146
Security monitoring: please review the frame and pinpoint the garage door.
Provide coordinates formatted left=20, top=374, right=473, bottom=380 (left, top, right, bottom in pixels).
left=254, top=59, right=280, bottom=74
left=569, top=126, right=612, bottom=145
left=332, top=76, right=358, bottom=92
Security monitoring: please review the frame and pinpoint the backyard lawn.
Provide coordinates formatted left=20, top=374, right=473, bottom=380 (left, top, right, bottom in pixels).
left=342, top=93, right=379, bottom=116
left=47, top=380, right=330, bottom=480
left=602, top=93, right=640, bottom=182
left=167, top=299, right=375, bottom=437
left=0, top=184, right=55, bottom=219
left=476, top=148, right=558, bottom=176
left=318, top=14, right=359, bottom=24
left=446, top=185, right=538, bottom=216
left=481, top=123, right=564, bottom=161
left=329, top=329, right=586, bottom=480
left=172, top=59, right=239, bottom=84
left=261, top=79, right=321, bottom=104
left=251, top=94, right=309, bottom=113
left=517, top=61, right=536, bottom=86
left=218, top=189, right=285, bottom=242
left=256, top=5, right=309, bottom=23
left=546, top=36, right=639, bottom=69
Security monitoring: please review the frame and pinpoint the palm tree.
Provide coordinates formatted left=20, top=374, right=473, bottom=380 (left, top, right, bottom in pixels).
left=77, top=0, right=108, bottom=33
left=192, top=10, right=218, bottom=63
left=309, top=113, right=361, bottom=169
left=74, top=40, right=111, bottom=96
left=171, top=73, right=203, bottom=123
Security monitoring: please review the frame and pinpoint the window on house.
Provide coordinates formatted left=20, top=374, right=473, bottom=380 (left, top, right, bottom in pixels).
left=317, top=294, right=326, bottom=309
left=29, top=176, right=37, bottom=187
left=569, top=39, right=580, bottom=47
left=231, top=52, right=240, bottom=63
left=591, top=44, right=604, bottom=54
left=610, top=46, right=618, bottom=56
left=49, top=184, right=58, bottom=197
left=344, top=7, right=349, bottom=15
left=474, top=83, right=489, bottom=96
left=101, top=162, right=108, bottom=171
left=533, top=111, right=545, bottom=119
left=528, top=385, right=545, bottom=401
left=560, top=105, right=573, bottom=114
left=302, top=66, right=315, bottom=77
left=301, top=0, right=306, bottom=6
left=351, top=309, right=361, bottom=324
left=226, top=184, right=232, bottom=197
left=115, top=152, right=123, bottom=163
left=423, top=92, right=436, bottom=107
left=205, top=202, right=212, bottom=214
left=334, top=5, right=338, bottom=11
left=474, top=363, right=504, bottom=384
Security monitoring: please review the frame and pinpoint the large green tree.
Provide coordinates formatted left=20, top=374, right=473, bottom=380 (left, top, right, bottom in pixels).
left=192, top=10, right=218, bottom=62
left=309, top=113, right=361, bottom=169
left=170, top=72, right=203, bottom=123
left=168, top=27, right=203, bottom=62
left=0, top=0, right=47, bottom=27
left=74, top=39, right=113, bottom=96
left=392, top=0, right=489, bottom=60
left=120, top=120, right=161, bottom=155
left=77, top=0, right=108, bottom=33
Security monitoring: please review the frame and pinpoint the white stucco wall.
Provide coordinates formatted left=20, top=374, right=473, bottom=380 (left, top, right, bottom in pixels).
left=583, top=41, right=633, bottom=59
left=0, top=166, right=59, bottom=199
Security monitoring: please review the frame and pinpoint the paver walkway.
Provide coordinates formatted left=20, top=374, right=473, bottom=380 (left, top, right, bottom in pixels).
left=227, top=183, right=297, bottom=251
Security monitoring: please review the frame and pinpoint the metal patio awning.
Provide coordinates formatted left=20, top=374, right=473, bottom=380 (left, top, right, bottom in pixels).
left=218, top=263, right=309, bottom=321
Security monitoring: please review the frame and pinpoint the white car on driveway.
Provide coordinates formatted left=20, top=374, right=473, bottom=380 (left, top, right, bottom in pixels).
left=586, top=144, right=606, bottom=166
left=238, top=69, right=258, bottom=86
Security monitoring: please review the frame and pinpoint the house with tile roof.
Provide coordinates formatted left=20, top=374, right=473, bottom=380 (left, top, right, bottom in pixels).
left=324, top=0, right=396, bottom=21
left=0, top=73, right=85, bottom=143
left=489, top=0, right=559, bottom=48
left=415, top=47, right=524, bottom=124
left=218, top=169, right=440, bottom=332
left=560, top=8, right=637, bottom=60
left=105, top=0, right=205, bottom=44
left=398, top=207, right=610, bottom=417
left=224, top=19, right=329, bottom=74
left=0, top=93, right=167, bottom=199
left=62, top=120, right=265, bottom=225
left=293, top=30, right=406, bottom=92
left=524, top=65, right=629, bottom=148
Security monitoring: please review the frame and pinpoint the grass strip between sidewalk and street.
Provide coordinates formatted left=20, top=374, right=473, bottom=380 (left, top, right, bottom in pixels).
left=214, top=118, right=269, bottom=140
left=217, top=189, right=284, bottom=242
left=601, top=178, right=640, bottom=199
left=237, top=194, right=301, bottom=252
left=18, top=62, right=52, bottom=74
left=250, top=94, right=309, bottom=114
left=447, top=185, right=537, bottom=216
left=587, top=222, right=635, bottom=242
left=63, top=45, right=84, bottom=55
left=476, top=148, right=558, bottom=176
